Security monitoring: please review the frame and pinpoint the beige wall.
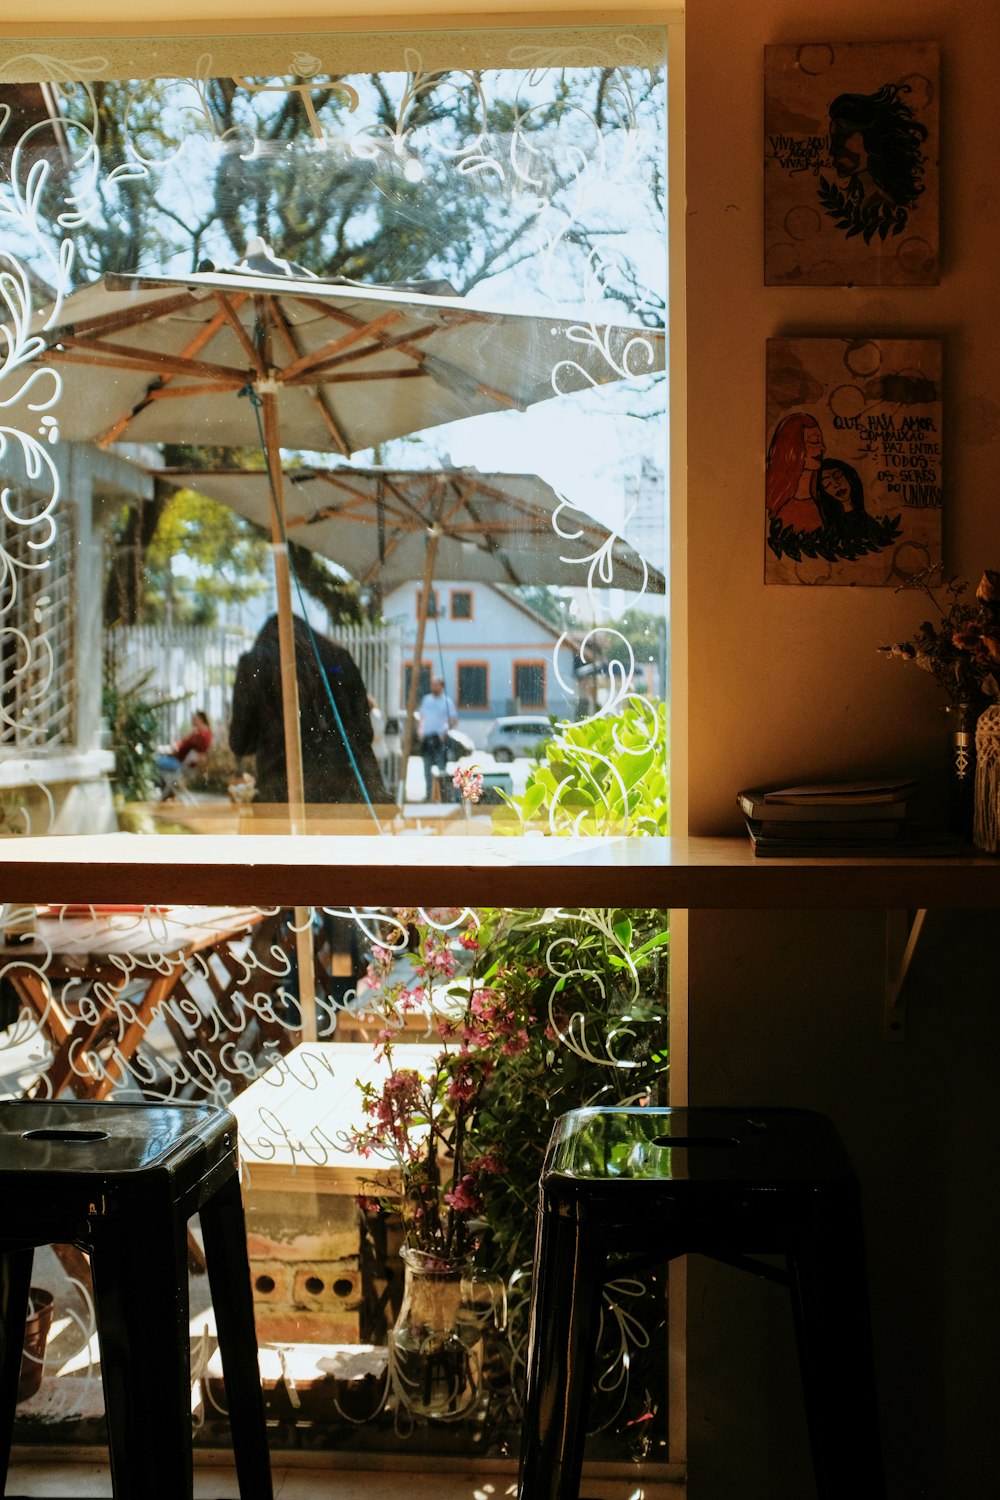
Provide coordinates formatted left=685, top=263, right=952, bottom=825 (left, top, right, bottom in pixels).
left=687, top=0, right=1000, bottom=833
left=3, top=3, right=999, bottom=1496
left=686, top=5, right=1000, bottom=1498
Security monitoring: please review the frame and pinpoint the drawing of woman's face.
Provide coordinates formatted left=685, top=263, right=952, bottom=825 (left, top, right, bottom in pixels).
left=822, top=464, right=853, bottom=505
left=831, top=122, right=867, bottom=179
left=801, top=422, right=825, bottom=470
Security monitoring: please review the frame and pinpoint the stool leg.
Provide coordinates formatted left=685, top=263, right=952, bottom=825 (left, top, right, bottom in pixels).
left=0, top=1248, right=34, bottom=1488
left=788, top=1190, right=885, bottom=1500
left=517, top=1200, right=606, bottom=1500
left=199, top=1171, right=273, bottom=1500
left=90, top=1200, right=195, bottom=1500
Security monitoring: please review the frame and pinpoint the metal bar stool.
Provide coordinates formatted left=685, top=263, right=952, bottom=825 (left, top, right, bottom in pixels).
left=517, top=1106, right=884, bottom=1500
left=0, top=1099, right=272, bottom=1500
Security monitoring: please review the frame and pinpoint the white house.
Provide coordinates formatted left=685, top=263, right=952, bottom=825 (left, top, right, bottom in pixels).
left=384, top=580, right=582, bottom=739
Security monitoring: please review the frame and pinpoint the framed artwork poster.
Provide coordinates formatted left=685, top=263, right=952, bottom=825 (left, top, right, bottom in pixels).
left=764, top=41, right=939, bottom=285
left=765, top=336, right=942, bottom=587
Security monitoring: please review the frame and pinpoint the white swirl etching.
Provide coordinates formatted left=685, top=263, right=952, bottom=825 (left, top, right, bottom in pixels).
left=0, top=40, right=668, bottom=1446
left=348, top=51, right=488, bottom=178
left=551, top=252, right=662, bottom=396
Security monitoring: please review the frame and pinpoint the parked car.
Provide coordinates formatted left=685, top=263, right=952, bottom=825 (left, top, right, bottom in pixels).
left=485, top=714, right=554, bottom=762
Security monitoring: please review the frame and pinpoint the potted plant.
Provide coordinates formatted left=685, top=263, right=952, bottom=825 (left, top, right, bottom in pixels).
left=351, top=897, right=669, bottom=1443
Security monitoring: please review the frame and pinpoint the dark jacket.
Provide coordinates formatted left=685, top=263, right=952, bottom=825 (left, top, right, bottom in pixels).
left=229, top=616, right=389, bottom=806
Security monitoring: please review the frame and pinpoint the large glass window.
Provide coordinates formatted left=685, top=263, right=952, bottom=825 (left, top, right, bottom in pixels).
left=0, top=16, right=672, bottom=1481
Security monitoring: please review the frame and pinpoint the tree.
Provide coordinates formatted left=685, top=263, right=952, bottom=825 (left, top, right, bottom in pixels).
left=17, top=62, right=666, bottom=620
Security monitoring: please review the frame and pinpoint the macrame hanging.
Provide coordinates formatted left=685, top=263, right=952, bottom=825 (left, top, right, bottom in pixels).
left=972, top=704, right=1000, bottom=853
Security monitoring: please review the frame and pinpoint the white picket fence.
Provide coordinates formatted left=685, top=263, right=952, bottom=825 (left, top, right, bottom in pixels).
left=107, top=621, right=403, bottom=746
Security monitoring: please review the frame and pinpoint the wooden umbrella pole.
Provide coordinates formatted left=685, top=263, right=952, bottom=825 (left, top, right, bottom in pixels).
left=262, top=388, right=318, bottom=1042
left=398, top=521, right=442, bottom=803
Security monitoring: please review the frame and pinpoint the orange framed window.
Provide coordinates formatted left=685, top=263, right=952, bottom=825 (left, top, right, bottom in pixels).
left=450, top=590, right=473, bottom=621
left=417, top=588, right=439, bottom=620
left=513, top=660, right=546, bottom=709
left=456, top=661, right=489, bottom=709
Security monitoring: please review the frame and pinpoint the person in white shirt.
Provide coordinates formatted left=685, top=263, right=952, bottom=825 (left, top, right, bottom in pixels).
left=417, top=677, right=458, bottom=801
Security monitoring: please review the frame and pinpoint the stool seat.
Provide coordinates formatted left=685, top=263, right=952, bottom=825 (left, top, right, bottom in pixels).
left=0, top=1098, right=272, bottom=1500
left=517, top=1106, right=884, bottom=1500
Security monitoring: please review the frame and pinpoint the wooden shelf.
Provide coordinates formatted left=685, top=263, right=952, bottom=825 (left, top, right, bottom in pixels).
left=1, top=832, right=998, bottom=909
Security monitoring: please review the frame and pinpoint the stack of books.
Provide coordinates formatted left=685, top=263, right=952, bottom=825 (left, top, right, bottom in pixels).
left=736, top=779, right=956, bottom=857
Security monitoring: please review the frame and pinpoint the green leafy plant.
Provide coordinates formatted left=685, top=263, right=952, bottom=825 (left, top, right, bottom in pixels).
left=352, top=901, right=669, bottom=1441
left=492, top=698, right=668, bottom=836
left=101, top=672, right=163, bottom=803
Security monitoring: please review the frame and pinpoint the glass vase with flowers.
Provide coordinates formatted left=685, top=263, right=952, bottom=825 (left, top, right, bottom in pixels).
left=349, top=896, right=670, bottom=1443
left=350, top=912, right=514, bottom=1421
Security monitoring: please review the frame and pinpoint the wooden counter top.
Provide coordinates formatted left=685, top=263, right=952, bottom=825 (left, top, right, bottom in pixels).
left=1, top=831, right=998, bottom=908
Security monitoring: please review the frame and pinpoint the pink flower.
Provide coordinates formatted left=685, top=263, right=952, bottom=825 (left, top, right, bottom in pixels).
left=452, top=765, right=484, bottom=803
left=444, top=1177, right=482, bottom=1214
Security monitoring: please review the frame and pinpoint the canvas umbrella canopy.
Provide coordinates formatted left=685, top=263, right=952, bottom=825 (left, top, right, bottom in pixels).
left=157, top=462, right=667, bottom=783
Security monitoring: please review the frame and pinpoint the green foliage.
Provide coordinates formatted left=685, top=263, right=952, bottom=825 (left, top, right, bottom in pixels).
left=354, top=901, right=669, bottom=1440
left=492, top=699, right=668, bottom=836
left=508, top=585, right=576, bottom=630
left=601, top=607, right=667, bottom=671
left=101, top=674, right=163, bottom=803
left=468, top=906, right=669, bottom=1274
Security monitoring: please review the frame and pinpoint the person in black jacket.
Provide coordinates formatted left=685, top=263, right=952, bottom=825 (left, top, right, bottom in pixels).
left=229, top=613, right=389, bottom=807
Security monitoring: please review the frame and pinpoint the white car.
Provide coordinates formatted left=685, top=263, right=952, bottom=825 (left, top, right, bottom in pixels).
left=485, top=714, right=554, bottom=763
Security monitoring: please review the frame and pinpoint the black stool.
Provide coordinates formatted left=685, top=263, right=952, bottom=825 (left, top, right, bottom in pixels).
left=0, top=1099, right=272, bottom=1500
left=517, top=1106, right=884, bottom=1500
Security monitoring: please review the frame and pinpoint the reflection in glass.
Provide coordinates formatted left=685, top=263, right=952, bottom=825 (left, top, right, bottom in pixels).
left=0, top=24, right=671, bottom=1467
left=1, top=36, right=668, bottom=837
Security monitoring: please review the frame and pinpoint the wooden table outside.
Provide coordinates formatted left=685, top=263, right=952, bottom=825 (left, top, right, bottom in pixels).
left=0, top=904, right=282, bottom=1101
left=231, top=1040, right=442, bottom=1195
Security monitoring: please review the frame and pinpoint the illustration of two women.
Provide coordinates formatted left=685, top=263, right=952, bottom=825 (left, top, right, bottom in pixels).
left=766, top=412, right=899, bottom=561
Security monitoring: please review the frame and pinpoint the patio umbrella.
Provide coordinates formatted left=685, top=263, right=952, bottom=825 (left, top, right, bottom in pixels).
left=156, top=462, right=666, bottom=782
left=6, top=260, right=666, bottom=817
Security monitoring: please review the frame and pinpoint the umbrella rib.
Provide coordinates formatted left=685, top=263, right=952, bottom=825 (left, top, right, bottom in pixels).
left=299, top=321, right=443, bottom=377
left=274, top=308, right=406, bottom=383
left=89, top=295, right=252, bottom=447
left=285, top=368, right=427, bottom=386
left=49, top=288, right=209, bottom=341
left=213, top=292, right=269, bottom=378
left=262, top=295, right=352, bottom=456
left=48, top=337, right=251, bottom=384
left=460, top=489, right=523, bottom=587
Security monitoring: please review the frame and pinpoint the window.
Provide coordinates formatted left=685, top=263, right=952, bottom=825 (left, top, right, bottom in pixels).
left=513, top=661, right=547, bottom=710
left=457, top=661, right=488, bottom=709
left=0, top=13, right=673, bottom=1474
